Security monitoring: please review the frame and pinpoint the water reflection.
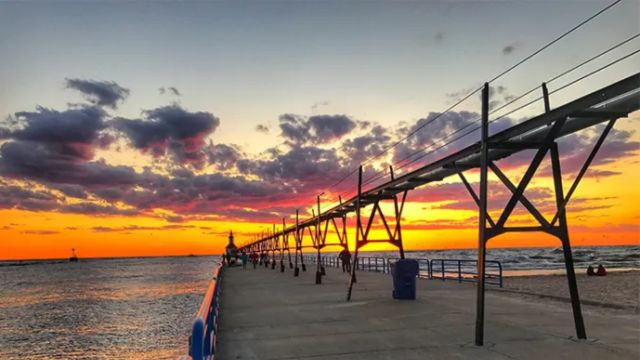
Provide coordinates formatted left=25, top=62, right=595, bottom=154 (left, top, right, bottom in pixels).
left=0, top=256, right=215, bottom=359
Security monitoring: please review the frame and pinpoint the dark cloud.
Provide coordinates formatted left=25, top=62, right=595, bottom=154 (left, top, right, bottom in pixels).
left=206, top=143, right=242, bottom=170
left=0, top=185, right=61, bottom=211
left=278, top=114, right=357, bottom=145
left=256, top=124, right=270, bottom=133
left=536, top=125, right=640, bottom=178
left=66, top=78, right=130, bottom=109
left=309, top=115, right=357, bottom=143
left=23, top=230, right=59, bottom=235
left=59, top=202, right=139, bottom=216
left=0, top=141, right=139, bottom=186
left=159, top=87, right=181, bottom=96
left=1, top=106, right=107, bottom=161
left=392, top=111, right=478, bottom=166
left=112, top=105, right=220, bottom=168
left=53, top=184, right=89, bottom=199
left=243, top=145, right=342, bottom=187
left=0, top=182, right=137, bottom=215
left=502, top=42, right=520, bottom=55
left=116, top=169, right=291, bottom=215
left=341, top=125, right=392, bottom=170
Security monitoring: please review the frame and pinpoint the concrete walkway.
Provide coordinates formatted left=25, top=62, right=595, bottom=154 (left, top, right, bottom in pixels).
left=217, top=265, right=639, bottom=359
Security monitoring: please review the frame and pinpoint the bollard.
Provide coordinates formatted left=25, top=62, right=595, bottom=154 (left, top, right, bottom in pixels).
left=294, top=267, right=300, bottom=277
left=302, top=264, right=306, bottom=272
left=321, top=266, right=326, bottom=276
left=315, top=271, right=322, bottom=284
left=280, top=262, right=285, bottom=272
left=271, top=261, right=276, bottom=270
left=289, top=262, right=293, bottom=269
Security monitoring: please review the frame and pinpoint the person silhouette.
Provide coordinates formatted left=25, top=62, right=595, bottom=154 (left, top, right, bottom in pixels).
left=587, top=265, right=595, bottom=276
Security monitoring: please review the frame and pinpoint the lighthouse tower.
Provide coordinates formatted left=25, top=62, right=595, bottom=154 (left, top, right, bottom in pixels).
left=225, top=230, right=238, bottom=262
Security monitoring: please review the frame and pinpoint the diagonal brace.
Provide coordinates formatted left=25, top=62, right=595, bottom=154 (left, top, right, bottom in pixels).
left=489, top=162, right=551, bottom=229
left=551, top=119, right=617, bottom=226
left=454, top=164, right=496, bottom=228
left=496, top=117, right=566, bottom=228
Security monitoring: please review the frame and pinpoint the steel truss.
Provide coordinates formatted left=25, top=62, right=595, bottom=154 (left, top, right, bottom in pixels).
left=237, top=73, right=640, bottom=346
left=307, top=195, right=350, bottom=284
left=471, top=81, right=626, bottom=344
left=279, top=218, right=293, bottom=273
left=347, top=166, right=408, bottom=300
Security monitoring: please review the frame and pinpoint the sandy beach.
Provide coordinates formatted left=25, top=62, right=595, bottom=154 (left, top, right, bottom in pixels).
left=496, top=270, right=640, bottom=313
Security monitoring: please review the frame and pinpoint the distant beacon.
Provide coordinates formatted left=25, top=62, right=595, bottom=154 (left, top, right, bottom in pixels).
left=225, top=230, right=238, bottom=262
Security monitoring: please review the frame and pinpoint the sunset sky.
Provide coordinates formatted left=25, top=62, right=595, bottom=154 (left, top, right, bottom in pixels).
left=1, top=1, right=638, bottom=260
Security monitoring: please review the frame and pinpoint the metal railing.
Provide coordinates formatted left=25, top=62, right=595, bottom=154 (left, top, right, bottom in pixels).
left=388, top=258, right=432, bottom=279
left=429, top=259, right=503, bottom=287
left=355, top=256, right=388, bottom=273
left=183, top=263, right=223, bottom=360
left=291, top=255, right=502, bottom=287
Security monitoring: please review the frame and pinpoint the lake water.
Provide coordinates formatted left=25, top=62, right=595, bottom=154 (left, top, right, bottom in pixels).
left=1, top=245, right=638, bottom=359
left=0, top=256, right=215, bottom=360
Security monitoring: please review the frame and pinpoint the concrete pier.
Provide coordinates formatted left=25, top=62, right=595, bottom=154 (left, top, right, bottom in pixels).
left=217, top=266, right=639, bottom=359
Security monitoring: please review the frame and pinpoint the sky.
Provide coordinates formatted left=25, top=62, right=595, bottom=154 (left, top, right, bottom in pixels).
left=0, top=0, right=638, bottom=260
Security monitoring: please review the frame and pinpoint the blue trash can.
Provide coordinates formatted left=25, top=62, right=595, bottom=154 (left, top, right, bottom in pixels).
left=390, top=259, right=419, bottom=300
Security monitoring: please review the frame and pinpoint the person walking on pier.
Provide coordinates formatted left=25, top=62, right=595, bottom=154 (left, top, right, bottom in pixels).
left=339, top=248, right=352, bottom=273
left=250, top=252, right=258, bottom=269
left=240, top=251, right=248, bottom=270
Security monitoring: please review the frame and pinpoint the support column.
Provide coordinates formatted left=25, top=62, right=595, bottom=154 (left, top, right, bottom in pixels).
left=390, top=165, right=405, bottom=259
left=315, top=195, right=323, bottom=284
left=294, top=210, right=301, bottom=277
left=551, top=143, right=586, bottom=339
left=475, top=82, right=489, bottom=346
left=347, top=166, right=363, bottom=301
left=271, top=224, right=277, bottom=270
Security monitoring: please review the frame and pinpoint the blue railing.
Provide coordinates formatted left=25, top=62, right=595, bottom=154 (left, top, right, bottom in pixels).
left=429, top=258, right=503, bottom=287
left=183, top=263, right=223, bottom=360
left=312, top=255, right=502, bottom=287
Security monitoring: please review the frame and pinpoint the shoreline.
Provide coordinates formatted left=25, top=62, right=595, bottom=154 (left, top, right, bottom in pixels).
left=494, top=270, right=640, bottom=313
left=503, top=267, right=640, bottom=277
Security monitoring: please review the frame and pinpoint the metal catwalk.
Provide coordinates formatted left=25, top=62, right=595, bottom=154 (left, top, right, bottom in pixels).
left=239, top=73, right=640, bottom=345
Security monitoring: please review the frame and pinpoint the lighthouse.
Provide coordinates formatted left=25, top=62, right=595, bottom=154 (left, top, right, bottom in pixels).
left=225, top=230, right=238, bottom=264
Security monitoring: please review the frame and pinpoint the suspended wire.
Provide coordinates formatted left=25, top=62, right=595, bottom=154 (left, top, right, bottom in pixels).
left=493, top=47, right=640, bottom=122
left=487, top=33, right=639, bottom=123
left=486, top=0, right=623, bottom=84
left=391, top=48, right=640, bottom=176
left=324, top=0, right=624, bottom=191
left=384, top=37, right=640, bottom=179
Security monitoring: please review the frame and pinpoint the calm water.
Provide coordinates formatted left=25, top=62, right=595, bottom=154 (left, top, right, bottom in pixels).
left=1, top=246, right=638, bottom=359
left=0, top=256, right=216, bottom=360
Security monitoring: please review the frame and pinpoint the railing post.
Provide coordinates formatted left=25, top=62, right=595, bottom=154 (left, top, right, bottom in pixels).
left=458, top=260, right=462, bottom=283
left=441, top=260, right=445, bottom=281
left=191, top=319, right=205, bottom=360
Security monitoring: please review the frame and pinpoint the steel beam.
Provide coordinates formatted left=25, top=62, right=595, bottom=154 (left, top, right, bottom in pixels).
left=475, top=82, right=489, bottom=346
